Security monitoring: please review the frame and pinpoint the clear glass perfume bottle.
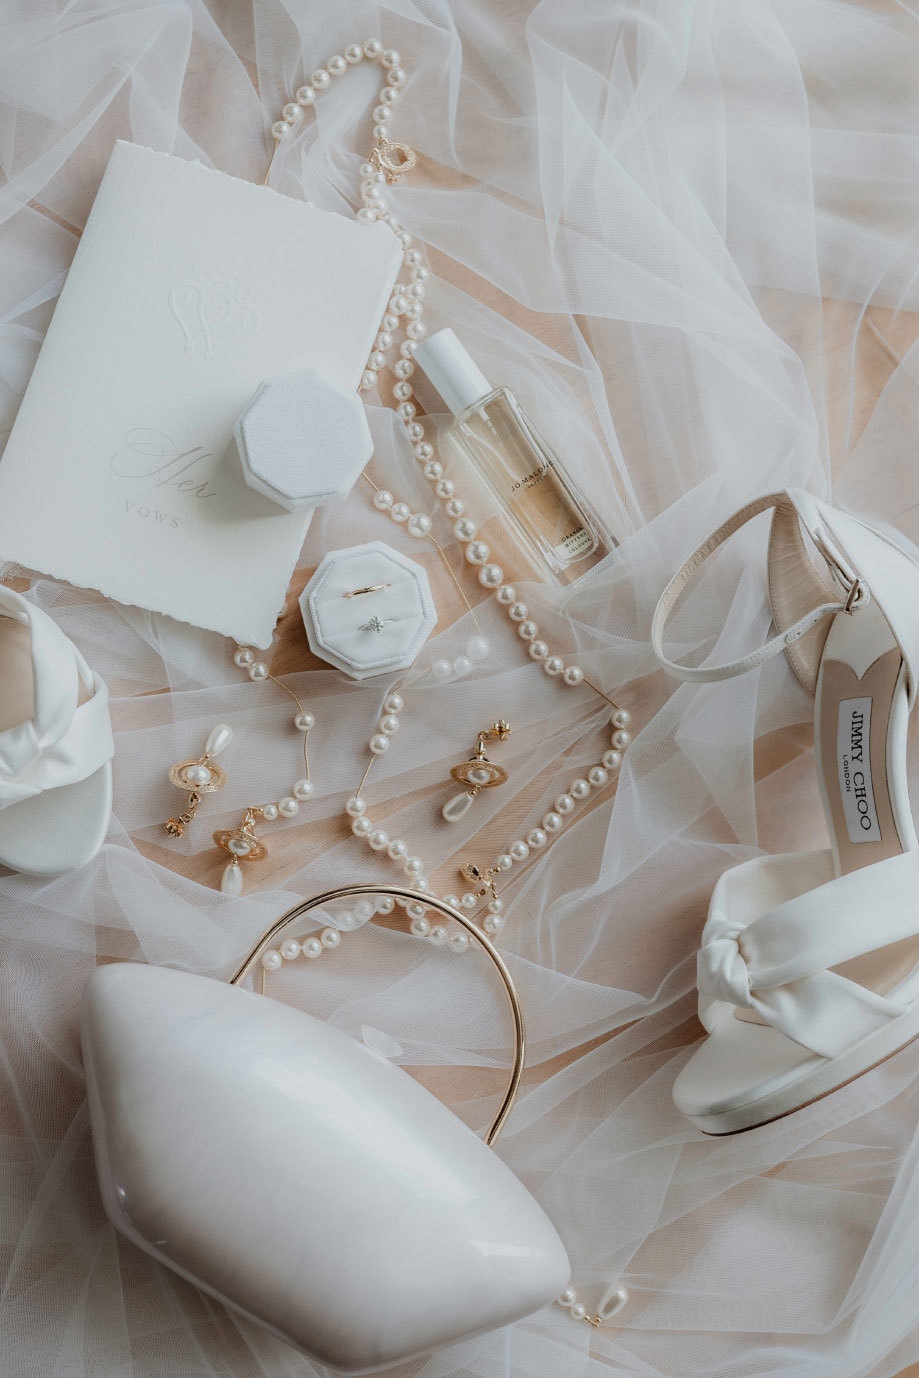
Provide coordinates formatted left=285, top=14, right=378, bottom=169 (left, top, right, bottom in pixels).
left=414, top=329, right=615, bottom=585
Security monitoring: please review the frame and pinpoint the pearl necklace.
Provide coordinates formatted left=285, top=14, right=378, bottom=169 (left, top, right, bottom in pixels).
left=264, top=45, right=635, bottom=926
left=271, top=40, right=624, bottom=698
left=260, top=40, right=632, bottom=1330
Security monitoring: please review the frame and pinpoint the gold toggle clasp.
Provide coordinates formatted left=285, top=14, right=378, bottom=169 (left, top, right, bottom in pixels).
left=370, top=138, right=417, bottom=183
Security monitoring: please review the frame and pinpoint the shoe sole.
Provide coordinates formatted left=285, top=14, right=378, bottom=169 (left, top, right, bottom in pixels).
left=691, top=1021, right=919, bottom=1135
left=688, top=1025, right=919, bottom=1129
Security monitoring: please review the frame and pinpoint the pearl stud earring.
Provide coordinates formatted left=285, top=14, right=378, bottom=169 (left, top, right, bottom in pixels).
left=164, top=724, right=233, bottom=837
left=442, top=721, right=511, bottom=822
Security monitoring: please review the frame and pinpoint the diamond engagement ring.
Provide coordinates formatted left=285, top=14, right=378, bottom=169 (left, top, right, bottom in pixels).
left=360, top=615, right=395, bottom=634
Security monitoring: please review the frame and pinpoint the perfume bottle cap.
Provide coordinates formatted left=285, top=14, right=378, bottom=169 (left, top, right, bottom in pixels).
left=413, top=328, right=492, bottom=415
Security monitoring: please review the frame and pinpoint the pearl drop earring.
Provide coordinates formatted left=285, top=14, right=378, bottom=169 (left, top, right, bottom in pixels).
left=442, top=721, right=511, bottom=822
left=164, top=723, right=234, bottom=837
left=213, top=808, right=271, bottom=896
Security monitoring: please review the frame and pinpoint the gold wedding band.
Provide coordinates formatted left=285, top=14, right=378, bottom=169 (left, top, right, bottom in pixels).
left=344, top=583, right=390, bottom=598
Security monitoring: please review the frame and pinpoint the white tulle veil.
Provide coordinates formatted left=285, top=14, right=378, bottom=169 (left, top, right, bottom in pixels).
left=2, top=1, right=919, bottom=1375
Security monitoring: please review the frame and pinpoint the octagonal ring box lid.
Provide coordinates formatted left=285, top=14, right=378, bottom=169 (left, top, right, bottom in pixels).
left=301, top=541, right=438, bottom=680
left=234, top=369, right=373, bottom=512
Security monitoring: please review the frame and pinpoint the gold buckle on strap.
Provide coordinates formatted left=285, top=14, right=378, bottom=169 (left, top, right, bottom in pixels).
left=813, top=531, right=870, bottom=614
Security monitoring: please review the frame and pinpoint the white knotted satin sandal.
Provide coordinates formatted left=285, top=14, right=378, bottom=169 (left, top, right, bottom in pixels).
left=652, top=490, right=919, bottom=1133
left=0, top=586, right=114, bottom=873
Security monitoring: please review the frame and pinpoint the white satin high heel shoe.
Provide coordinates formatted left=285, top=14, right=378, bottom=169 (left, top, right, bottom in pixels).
left=652, top=490, right=919, bottom=1133
left=0, top=586, right=114, bottom=874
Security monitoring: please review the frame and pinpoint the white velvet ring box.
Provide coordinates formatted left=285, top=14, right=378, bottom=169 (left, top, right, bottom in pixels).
left=234, top=370, right=373, bottom=512
left=301, top=541, right=437, bottom=679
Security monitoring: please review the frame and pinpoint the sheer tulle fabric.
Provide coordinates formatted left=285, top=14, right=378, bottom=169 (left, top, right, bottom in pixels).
left=2, top=2, right=919, bottom=1375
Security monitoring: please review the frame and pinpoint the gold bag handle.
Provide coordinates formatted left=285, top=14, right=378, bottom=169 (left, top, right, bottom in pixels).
left=230, top=883, right=525, bottom=1146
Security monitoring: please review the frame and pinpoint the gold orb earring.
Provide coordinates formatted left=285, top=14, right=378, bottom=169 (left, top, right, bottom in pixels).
left=164, top=724, right=233, bottom=837
left=213, top=808, right=272, bottom=896
left=442, top=721, right=511, bottom=823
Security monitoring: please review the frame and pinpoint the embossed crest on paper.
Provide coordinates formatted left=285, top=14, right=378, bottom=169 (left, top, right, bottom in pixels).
left=168, top=266, right=261, bottom=359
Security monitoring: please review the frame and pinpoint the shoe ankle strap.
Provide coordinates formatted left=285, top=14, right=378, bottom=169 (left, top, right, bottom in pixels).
left=651, top=491, right=868, bottom=685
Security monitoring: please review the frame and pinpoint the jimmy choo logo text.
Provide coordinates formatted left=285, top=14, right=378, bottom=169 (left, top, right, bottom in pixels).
left=844, top=709, right=873, bottom=831
left=837, top=697, right=880, bottom=844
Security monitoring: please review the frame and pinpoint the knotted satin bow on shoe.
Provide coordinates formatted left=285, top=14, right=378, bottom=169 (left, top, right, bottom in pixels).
left=696, top=919, right=752, bottom=1010
left=0, top=589, right=113, bottom=807
left=697, top=850, right=919, bottom=1058
left=0, top=585, right=114, bottom=873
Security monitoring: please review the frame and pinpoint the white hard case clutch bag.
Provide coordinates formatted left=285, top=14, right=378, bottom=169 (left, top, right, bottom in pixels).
left=81, top=887, right=570, bottom=1373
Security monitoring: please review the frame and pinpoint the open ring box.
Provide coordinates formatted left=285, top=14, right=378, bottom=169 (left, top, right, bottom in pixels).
left=300, top=540, right=438, bottom=679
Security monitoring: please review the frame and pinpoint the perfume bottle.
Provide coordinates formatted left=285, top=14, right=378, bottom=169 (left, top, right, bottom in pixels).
left=414, top=329, right=615, bottom=585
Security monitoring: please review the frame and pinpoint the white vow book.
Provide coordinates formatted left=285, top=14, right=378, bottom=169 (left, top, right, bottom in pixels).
left=0, top=142, right=401, bottom=646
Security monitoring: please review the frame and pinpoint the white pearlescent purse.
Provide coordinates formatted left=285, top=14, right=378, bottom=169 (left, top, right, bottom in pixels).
left=81, top=886, right=571, bottom=1373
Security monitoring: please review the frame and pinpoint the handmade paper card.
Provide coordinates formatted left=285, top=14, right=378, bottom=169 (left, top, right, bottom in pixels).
left=0, top=142, right=401, bottom=647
